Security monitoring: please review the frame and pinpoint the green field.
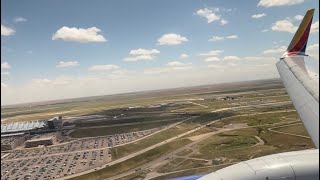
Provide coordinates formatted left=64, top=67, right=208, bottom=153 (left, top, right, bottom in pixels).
left=69, top=120, right=181, bottom=138
left=69, top=139, right=192, bottom=180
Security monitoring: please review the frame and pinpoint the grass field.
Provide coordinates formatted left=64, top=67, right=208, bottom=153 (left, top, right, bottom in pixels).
left=69, top=120, right=178, bottom=138
left=110, top=121, right=198, bottom=159
left=69, top=139, right=192, bottom=180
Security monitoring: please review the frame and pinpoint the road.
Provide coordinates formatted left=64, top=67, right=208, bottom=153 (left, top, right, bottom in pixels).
left=56, top=117, right=196, bottom=180
left=56, top=101, right=297, bottom=180
left=106, top=111, right=297, bottom=180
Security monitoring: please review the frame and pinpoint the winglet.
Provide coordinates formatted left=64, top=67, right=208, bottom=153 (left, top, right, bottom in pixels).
left=283, top=9, right=315, bottom=58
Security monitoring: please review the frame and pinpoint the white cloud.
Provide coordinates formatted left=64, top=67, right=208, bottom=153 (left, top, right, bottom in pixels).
left=125, top=48, right=160, bottom=62
left=223, top=56, right=241, bottom=61
left=200, top=50, right=224, bottom=56
left=271, top=17, right=318, bottom=34
left=89, top=64, right=120, bottom=71
left=311, top=21, right=319, bottom=33
left=308, top=43, right=319, bottom=60
left=204, top=57, right=220, bottom=62
left=208, top=64, right=225, bottom=69
left=129, top=49, right=160, bottom=55
left=167, top=61, right=192, bottom=66
left=294, top=15, right=304, bottom=21
left=271, top=20, right=297, bottom=33
left=258, top=0, right=304, bottom=7
left=143, top=68, right=169, bottom=74
left=262, top=29, right=269, bottom=32
left=209, top=36, right=224, bottom=42
left=32, top=78, right=52, bottom=84
left=308, top=43, right=319, bottom=51
left=252, top=13, right=267, bottom=19
left=56, top=61, right=80, bottom=68
left=1, top=72, right=10, bottom=76
left=220, top=19, right=228, bottom=25
left=1, top=82, right=8, bottom=88
left=158, top=33, right=188, bottom=45
left=180, top=54, right=189, bottom=59
left=1, top=62, right=11, bottom=69
left=1, top=25, right=15, bottom=36
left=14, top=17, right=27, bottom=22
left=226, top=35, right=238, bottom=39
left=167, top=61, right=192, bottom=71
left=124, top=55, right=154, bottom=62
left=262, top=46, right=286, bottom=55
left=52, top=26, right=107, bottom=42
left=196, top=8, right=221, bottom=23
left=209, top=35, right=238, bottom=41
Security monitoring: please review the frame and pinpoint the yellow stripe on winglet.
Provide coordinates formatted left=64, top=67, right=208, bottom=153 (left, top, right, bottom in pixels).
left=287, top=9, right=315, bottom=51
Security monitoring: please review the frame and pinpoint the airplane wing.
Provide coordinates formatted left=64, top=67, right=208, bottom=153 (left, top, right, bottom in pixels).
left=276, top=8, right=319, bottom=148
left=171, top=8, right=319, bottom=180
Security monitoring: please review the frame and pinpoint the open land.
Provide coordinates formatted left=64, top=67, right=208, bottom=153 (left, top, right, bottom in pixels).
left=1, top=79, right=314, bottom=180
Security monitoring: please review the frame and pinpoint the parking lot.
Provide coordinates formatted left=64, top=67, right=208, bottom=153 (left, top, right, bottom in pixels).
left=2, top=128, right=157, bottom=161
left=1, top=128, right=158, bottom=180
left=1, top=149, right=111, bottom=180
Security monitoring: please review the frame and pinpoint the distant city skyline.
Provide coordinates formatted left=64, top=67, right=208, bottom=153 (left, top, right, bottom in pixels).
left=1, top=0, right=319, bottom=105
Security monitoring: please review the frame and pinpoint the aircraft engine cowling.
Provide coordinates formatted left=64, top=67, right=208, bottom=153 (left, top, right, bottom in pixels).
left=198, top=149, right=319, bottom=180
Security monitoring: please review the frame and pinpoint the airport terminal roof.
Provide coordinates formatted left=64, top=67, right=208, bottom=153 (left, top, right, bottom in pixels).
left=1, top=121, right=46, bottom=134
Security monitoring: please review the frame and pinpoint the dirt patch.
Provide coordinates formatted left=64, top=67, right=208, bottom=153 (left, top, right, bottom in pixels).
left=188, top=133, right=212, bottom=142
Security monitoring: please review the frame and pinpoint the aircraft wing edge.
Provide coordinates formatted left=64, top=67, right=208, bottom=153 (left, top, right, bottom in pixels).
left=276, top=58, right=319, bottom=148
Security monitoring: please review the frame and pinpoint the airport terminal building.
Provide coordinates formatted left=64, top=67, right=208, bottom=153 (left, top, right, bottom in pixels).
left=1, top=117, right=63, bottom=151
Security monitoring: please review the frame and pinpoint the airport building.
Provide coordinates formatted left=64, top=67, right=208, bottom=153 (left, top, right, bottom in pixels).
left=47, top=116, right=63, bottom=129
left=1, top=116, right=64, bottom=151
left=24, top=132, right=61, bottom=148
left=1, top=133, right=29, bottom=151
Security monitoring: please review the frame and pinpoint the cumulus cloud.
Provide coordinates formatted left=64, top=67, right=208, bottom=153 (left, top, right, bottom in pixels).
left=167, top=61, right=192, bottom=71
left=158, top=33, right=188, bottom=45
left=145, top=61, right=193, bottom=74
left=208, top=64, right=225, bottom=69
left=220, top=19, right=228, bottom=25
left=294, top=15, right=304, bottom=21
left=180, top=54, right=189, bottom=59
left=223, top=56, right=241, bottom=61
left=252, top=13, right=267, bottom=19
left=209, top=35, right=238, bottom=41
left=195, top=8, right=221, bottom=23
left=204, top=57, right=220, bottom=62
left=1, top=62, right=11, bottom=69
left=209, top=36, right=224, bottom=42
left=258, top=0, right=304, bottom=7
left=262, top=46, right=286, bottom=55
left=226, top=35, right=238, bottom=39
left=1, top=25, right=15, bottom=36
left=271, top=20, right=297, bottom=33
left=200, top=50, right=224, bottom=56
left=272, top=16, right=318, bottom=34
left=124, top=55, right=154, bottom=62
left=89, top=64, right=120, bottom=71
left=129, top=49, right=160, bottom=55
left=14, top=17, right=27, bottom=23
left=52, top=26, right=107, bottom=42
left=1, top=82, right=8, bottom=88
left=56, top=61, right=80, bottom=68
left=311, top=21, right=319, bottom=33
left=308, top=43, right=319, bottom=51
left=308, top=43, right=319, bottom=60
left=125, top=48, right=160, bottom=62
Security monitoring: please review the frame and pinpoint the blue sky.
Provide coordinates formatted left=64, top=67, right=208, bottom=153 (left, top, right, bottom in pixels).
left=1, top=0, right=319, bottom=105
